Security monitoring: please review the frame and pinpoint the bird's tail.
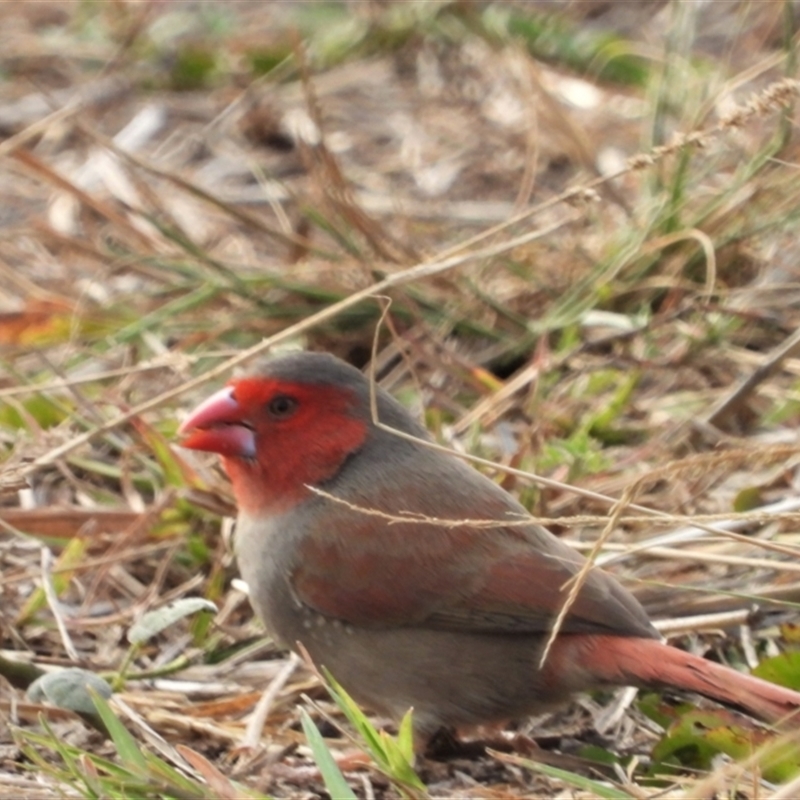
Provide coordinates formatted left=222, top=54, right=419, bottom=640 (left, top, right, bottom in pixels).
left=553, top=634, right=800, bottom=727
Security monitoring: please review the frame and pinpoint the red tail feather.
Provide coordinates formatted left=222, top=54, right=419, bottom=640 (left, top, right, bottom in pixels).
left=552, top=635, right=800, bottom=726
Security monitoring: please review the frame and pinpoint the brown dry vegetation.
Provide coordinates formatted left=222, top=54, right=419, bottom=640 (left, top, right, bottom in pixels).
left=3, top=1, right=800, bottom=797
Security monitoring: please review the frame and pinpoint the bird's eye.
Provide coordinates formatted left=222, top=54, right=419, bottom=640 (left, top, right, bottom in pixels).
left=267, top=395, right=298, bottom=419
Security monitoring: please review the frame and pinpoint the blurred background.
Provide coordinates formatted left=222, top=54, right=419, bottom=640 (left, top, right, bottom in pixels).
left=2, top=1, right=800, bottom=797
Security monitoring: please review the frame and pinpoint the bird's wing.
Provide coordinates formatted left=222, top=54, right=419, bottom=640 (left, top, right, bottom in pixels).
left=290, top=448, right=656, bottom=640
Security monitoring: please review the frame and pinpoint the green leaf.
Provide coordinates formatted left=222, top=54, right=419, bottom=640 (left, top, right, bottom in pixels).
left=27, top=668, right=112, bottom=715
left=752, top=651, right=800, bottom=691
left=733, top=486, right=763, bottom=512
left=319, top=668, right=426, bottom=795
left=0, top=394, right=65, bottom=430
left=37, top=716, right=96, bottom=790
left=128, top=598, right=218, bottom=644
left=651, top=707, right=800, bottom=782
left=492, top=751, right=636, bottom=799
left=381, top=733, right=426, bottom=793
left=704, top=725, right=800, bottom=783
left=300, top=709, right=357, bottom=800
left=396, top=708, right=416, bottom=765
left=637, top=692, right=683, bottom=729
left=143, top=750, right=219, bottom=797
left=90, top=691, right=148, bottom=773
left=320, top=667, right=386, bottom=759
left=576, top=744, right=625, bottom=767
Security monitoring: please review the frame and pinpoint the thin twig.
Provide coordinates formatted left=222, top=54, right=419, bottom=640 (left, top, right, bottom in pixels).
left=652, top=608, right=754, bottom=635
left=40, top=548, right=79, bottom=663
left=241, top=653, right=300, bottom=750
left=703, top=324, right=800, bottom=428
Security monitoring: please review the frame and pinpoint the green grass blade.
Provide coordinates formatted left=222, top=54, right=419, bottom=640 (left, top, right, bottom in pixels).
left=300, top=708, right=358, bottom=800
left=491, top=751, right=636, bottom=799
left=91, top=690, right=148, bottom=773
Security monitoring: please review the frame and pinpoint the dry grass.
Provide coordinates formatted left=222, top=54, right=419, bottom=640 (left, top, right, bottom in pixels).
left=2, top=1, right=800, bottom=797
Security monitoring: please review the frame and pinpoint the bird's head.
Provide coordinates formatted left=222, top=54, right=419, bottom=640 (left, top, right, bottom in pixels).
left=179, top=353, right=370, bottom=514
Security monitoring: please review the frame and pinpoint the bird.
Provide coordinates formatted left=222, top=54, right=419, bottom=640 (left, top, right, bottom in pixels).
left=179, top=350, right=800, bottom=743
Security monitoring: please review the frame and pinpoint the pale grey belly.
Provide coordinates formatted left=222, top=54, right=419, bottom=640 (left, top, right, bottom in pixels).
left=246, top=564, right=569, bottom=736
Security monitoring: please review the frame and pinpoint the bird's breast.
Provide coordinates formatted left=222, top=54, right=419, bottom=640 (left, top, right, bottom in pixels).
left=233, top=511, right=309, bottom=644
left=234, top=507, right=373, bottom=673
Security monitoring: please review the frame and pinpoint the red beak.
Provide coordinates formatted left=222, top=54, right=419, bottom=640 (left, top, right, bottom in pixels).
left=178, top=386, right=256, bottom=458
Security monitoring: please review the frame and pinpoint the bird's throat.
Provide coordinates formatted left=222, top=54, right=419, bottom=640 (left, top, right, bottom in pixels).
left=222, top=432, right=364, bottom=515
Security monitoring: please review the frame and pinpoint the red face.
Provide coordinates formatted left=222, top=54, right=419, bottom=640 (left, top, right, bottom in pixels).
left=179, top=377, right=368, bottom=514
